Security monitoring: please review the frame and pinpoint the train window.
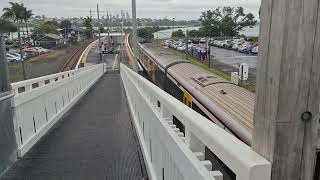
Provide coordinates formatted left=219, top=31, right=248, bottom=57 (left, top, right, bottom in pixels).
left=188, top=101, right=192, bottom=108
left=32, top=83, right=39, bottom=89
left=157, top=100, right=161, bottom=108
left=315, top=151, right=320, bottom=180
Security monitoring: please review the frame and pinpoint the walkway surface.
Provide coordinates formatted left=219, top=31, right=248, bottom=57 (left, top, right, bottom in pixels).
left=1, top=74, right=148, bottom=180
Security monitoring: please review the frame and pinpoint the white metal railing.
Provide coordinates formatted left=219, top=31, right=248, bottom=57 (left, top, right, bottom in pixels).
left=11, top=66, right=96, bottom=95
left=11, top=64, right=106, bottom=157
left=120, top=64, right=271, bottom=180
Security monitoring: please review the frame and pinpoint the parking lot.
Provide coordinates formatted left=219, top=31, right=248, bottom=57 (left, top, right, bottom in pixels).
left=163, top=39, right=258, bottom=86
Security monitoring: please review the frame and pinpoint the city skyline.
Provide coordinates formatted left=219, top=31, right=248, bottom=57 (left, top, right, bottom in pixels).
left=0, top=0, right=261, bottom=20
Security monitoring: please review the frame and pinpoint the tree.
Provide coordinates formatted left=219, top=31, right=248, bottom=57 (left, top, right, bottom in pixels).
left=172, top=30, right=185, bottom=38
left=44, top=20, right=59, bottom=27
left=138, top=27, right=154, bottom=41
left=33, top=22, right=59, bottom=34
left=83, top=16, right=93, bottom=38
left=60, top=20, right=72, bottom=29
left=0, top=19, right=17, bottom=33
left=1, top=2, right=24, bottom=23
left=21, top=7, right=33, bottom=35
left=99, top=27, right=105, bottom=33
left=199, top=7, right=257, bottom=37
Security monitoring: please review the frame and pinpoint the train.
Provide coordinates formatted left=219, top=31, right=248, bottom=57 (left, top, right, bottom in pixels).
left=125, top=35, right=255, bottom=146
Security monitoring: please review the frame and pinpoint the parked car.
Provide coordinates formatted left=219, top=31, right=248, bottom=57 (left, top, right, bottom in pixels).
left=6, top=53, right=21, bottom=62
left=224, top=41, right=233, bottom=49
left=200, top=38, right=207, bottom=43
left=232, top=43, right=243, bottom=51
left=191, top=38, right=200, bottom=44
left=238, top=42, right=253, bottom=52
left=33, top=47, right=50, bottom=53
left=251, top=45, right=259, bottom=54
left=243, top=43, right=257, bottom=54
left=9, top=52, right=27, bottom=60
left=177, top=45, right=186, bottom=51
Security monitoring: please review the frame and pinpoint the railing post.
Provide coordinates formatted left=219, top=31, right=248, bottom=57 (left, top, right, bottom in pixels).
left=185, top=128, right=205, bottom=154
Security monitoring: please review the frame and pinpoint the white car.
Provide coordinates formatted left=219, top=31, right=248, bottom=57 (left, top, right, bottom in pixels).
left=33, top=47, right=50, bottom=53
left=232, top=43, right=243, bottom=50
left=200, top=38, right=207, bottom=43
left=177, top=45, right=186, bottom=51
left=6, top=53, right=21, bottom=62
left=251, top=45, right=259, bottom=54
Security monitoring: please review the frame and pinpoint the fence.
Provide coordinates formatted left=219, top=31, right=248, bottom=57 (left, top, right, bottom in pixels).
left=11, top=64, right=106, bottom=157
left=120, top=63, right=271, bottom=180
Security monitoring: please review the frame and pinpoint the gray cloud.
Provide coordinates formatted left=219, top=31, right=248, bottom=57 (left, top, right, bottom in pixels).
left=0, top=0, right=261, bottom=20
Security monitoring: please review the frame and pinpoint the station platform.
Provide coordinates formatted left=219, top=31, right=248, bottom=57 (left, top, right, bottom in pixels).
left=0, top=74, right=148, bottom=180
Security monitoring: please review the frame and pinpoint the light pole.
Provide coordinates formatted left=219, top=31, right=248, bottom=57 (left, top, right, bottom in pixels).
left=120, top=21, right=124, bottom=64
left=186, top=30, right=189, bottom=60
left=172, top=17, right=175, bottom=38
left=131, top=0, right=139, bottom=71
left=97, top=3, right=102, bottom=63
left=17, top=26, right=26, bottom=80
left=0, top=35, right=10, bottom=92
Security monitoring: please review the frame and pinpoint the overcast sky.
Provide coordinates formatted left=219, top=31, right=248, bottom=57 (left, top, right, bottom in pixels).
left=0, top=0, right=261, bottom=20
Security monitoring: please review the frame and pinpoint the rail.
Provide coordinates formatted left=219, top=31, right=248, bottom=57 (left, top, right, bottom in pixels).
left=120, top=63, right=271, bottom=180
left=11, top=64, right=106, bottom=157
left=11, top=66, right=95, bottom=95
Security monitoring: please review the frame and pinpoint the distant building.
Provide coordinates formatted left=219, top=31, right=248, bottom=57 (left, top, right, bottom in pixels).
left=32, top=34, right=64, bottom=48
left=126, top=12, right=130, bottom=20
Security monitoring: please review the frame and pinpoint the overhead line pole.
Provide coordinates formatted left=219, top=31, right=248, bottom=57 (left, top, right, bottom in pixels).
left=0, top=35, right=10, bottom=92
left=97, top=4, right=102, bottom=63
left=131, top=0, right=139, bottom=71
left=17, top=26, right=26, bottom=80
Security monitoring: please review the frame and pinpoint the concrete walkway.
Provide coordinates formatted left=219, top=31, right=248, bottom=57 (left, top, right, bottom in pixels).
left=1, top=74, right=148, bottom=180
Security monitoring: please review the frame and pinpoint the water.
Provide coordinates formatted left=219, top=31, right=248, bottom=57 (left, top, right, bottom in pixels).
left=153, top=25, right=260, bottom=39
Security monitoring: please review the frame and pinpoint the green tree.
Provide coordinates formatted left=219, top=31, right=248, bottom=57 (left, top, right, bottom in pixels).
left=44, top=20, right=59, bottom=27
left=138, top=27, right=154, bottom=41
left=83, top=16, right=93, bottom=38
left=0, top=19, right=17, bottom=33
left=171, top=29, right=185, bottom=38
left=1, top=2, right=24, bottom=23
left=99, top=27, right=105, bottom=33
left=199, top=7, right=257, bottom=37
left=60, top=19, right=72, bottom=29
left=33, top=22, right=59, bottom=34
left=21, top=7, right=33, bottom=35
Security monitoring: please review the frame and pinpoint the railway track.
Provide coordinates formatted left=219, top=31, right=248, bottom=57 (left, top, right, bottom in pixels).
left=61, top=40, right=94, bottom=72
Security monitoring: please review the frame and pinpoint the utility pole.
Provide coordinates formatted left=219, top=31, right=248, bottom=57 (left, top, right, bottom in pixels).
left=0, top=35, right=10, bottom=92
left=172, top=17, right=175, bottom=38
left=207, top=39, right=210, bottom=68
left=97, top=4, right=102, bottom=63
left=253, top=0, right=320, bottom=179
left=131, top=0, right=139, bottom=71
left=120, top=21, right=124, bottom=64
left=17, top=26, right=26, bottom=80
left=90, top=9, right=92, bottom=18
left=185, top=30, right=188, bottom=60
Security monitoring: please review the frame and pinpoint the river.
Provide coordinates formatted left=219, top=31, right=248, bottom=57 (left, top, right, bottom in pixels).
left=153, top=25, right=260, bottom=39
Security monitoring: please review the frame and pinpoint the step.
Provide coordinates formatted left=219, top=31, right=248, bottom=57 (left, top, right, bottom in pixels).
left=201, top=160, right=212, bottom=171
left=173, top=128, right=180, bottom=133
left=210, top=171, right=223, bottom=180
left=193, top=152, right=205, bottom=161
left=177, top=132, right=184, bottom=137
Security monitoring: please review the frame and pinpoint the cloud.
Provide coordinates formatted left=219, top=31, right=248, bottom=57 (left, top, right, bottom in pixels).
left=0, top=0, right=261, bottom=19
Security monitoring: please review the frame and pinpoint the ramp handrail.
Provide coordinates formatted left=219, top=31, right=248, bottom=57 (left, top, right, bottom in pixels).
left=12, top=64, right=105, bottom=157
left=11, top=66, right=96, bottom=95
left=120, top=64, right=271, bottom=180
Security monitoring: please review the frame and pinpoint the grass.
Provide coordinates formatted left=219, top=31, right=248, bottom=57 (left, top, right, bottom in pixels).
left=153, top=40, right=256, bottom=93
